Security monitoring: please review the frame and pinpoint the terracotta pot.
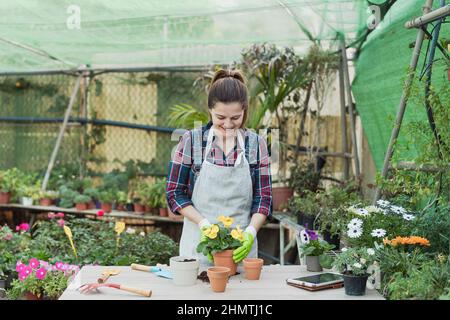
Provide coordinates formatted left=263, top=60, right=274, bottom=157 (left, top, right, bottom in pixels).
left=272, top=186, right=293, bottom=211
left=88, top=201, right=96, bottom=210
left=159, top=208, right=168, bottom=217
left=134, top=203, right=145, bottom=213
left=243, top=258, right=264, bottom=280
left=0, top=192, right=11, bottom=204
left=39, top=198, right=53, bottom=206
left=116, top=203, right=125, bottom=211
left=207, top=267, right=230, bottom=293
left=101, top=202, right=112, bottom=213
left=75, top=203, right=88, bottom=211
left=213, top=250, right=237, bottom=276
left=23, top=292, right=43, bottom=300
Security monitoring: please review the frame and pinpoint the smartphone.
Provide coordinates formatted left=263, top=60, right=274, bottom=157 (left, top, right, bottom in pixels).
left=286, top=273, right=343, bottom=288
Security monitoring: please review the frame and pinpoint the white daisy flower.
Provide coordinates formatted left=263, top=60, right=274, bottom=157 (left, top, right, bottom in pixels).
left=376, top=200, right=390, bottom=207
left=391, top=205, right=406, bottom=215
left=341, top=247, right=348, bottom=252
left=371, top=229, right=386, bottom=238
left=347, top=226, right=363, bottom=239
left=139, top=232, right=145, bottom=236
left=126, top=227, right=136, bottom=234
left=347, top=218, right=363, bottom=229
left=402, top=214, right=415, bottom=221
left=353, top=263, right=362, bottom=269
left=360, top=258, right=367, bottom=264
left=299, top=230, right=310, bottom=244
left=355, top=208, right=370, bottom=216
left=367, top=248, right=375, bottom=256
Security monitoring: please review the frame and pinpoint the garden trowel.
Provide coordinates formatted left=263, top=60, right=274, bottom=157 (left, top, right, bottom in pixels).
left=131, top=263, right=173, bottom=279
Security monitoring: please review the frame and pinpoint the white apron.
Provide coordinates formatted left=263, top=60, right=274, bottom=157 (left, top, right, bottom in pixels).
left=179, top=127, right=258, bottom=266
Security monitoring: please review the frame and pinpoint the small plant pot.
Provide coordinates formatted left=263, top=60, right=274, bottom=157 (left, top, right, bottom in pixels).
left=0, top=192, right=11, bottom=204
left=21, top=197, right=33, bottom=206
left=134, top=203, right=145, bottom=213
left=296, top=212, right=304, bottom=225
left=39, top=198, right=53, bottom=206
left=22, top=292, right=43, bottom=300
left=207, top=267, right=230, bottom=293
left=101, top=202, right=112, bottom=213
left=169, top=256, right=200, bottom=286
left=88, top=201, right=96, bottom=210
left=159, top=208, right=168, bottom=217
left=272, top=186, right=293, bottom=211
left=306, top=255, right=323, bottom=272
left=125, top=203, right=134, bottom=212
left=213, top=250, right=237, bottom=276
left=116, top=203, right=126, bottom=211
left=243, top=258, right=264, bottom=280
left=75, top=202, right=88, bottom=211
left=343, top=273, right=369, bottom=296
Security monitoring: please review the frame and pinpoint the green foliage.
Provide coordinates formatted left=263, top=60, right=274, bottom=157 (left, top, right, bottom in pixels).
left=98, top=189, right=117, bottom=204
left=73, top=194, right=90, bottom=204
left=332, top=247, right=378, bottom=276
left=386, top=255, right=450, bottom=300
left=0, top=225, right=32, bottom=280
left=30, top=218, right=178, bottom=266
left=410, top=201, right=450, bottom=255
left=299, top=239, right=334, bottom=257
left=0, top=168, right=25, bottom=194
left=168, top=103, right=209, bottom=129
left=288, top=161, right=321, bottom=196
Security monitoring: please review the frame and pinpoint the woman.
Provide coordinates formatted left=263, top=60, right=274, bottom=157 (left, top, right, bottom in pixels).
left=166, top=69, right=272, bottom=265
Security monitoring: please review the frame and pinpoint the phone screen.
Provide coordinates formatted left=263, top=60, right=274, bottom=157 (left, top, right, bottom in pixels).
left=291, top=273, right=343, bottom=284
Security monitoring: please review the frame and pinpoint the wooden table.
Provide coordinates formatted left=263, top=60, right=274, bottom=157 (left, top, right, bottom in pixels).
left=59, top=265, right=384, bottom=300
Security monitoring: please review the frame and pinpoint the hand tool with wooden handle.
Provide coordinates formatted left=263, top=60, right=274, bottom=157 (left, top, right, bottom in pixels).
left=131, top=263, right=172, bottom=279
left=97, top=269, right=120, bottom=283
left=78, top=282, right=152, bottom=297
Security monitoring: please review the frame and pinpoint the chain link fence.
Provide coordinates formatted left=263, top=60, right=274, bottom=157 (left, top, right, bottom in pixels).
left=0, top=71, right=206, bottom=181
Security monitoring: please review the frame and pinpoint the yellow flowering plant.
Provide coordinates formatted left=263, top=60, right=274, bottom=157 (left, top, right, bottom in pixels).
left=196, top=215, right=243, bottom=258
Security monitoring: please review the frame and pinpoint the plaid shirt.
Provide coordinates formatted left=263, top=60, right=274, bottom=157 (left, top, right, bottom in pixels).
left=166, top=121, right=272, bottom=217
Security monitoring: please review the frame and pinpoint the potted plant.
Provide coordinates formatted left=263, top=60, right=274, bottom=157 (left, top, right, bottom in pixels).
left=289, top=191, right=321, bottom=229
left=17, top=184, right=40, bottom=206
left=38, top=190, right=59, bottom=206
left=6, top=259, right=78, bottom=300
left=298, top=229, right=335, bottom=272
left=74, top=194, right=91, bottom=211
left=83, top=187, right=99, bottom=210
left=0, top=168, right=22, bottom=204
left=116, top=191, right=128, bottom=211
left=133, top=182, right=147, bottom=213
left=196, top=215, right=243, bottom=276
left=150, top=179, right=168, bottom=217
left=98, top=190, right=116, bottom=213
left=169, top=256, right=200, bottom=286
left=332, top=247, right=378, bottom=296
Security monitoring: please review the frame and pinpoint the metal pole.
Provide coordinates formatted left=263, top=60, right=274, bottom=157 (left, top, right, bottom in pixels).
left=338, top=51, right=350, bottom=180
left=41, top=74, right=82, bottom=191
left=340, top=36, right=360, bottom=179
left=405, top=4, right=450, bottom=28
left=373, top=0, right=434, bottom=203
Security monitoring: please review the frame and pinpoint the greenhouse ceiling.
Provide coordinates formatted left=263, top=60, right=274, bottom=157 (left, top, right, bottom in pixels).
left=0, top=0, right=372, bottom=74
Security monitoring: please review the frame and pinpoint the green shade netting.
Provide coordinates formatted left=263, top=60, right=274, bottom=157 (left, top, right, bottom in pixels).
left=0, top=0, right=369, bottom=73
left=352, top=0, right=449, bottom=170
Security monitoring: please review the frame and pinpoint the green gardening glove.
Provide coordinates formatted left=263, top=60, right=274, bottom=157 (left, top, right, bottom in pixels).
left=233, top=232, right=254, bottom=263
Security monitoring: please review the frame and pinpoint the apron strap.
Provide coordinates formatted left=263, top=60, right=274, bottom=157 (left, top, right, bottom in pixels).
left=203, top=128, right=247, bottom=167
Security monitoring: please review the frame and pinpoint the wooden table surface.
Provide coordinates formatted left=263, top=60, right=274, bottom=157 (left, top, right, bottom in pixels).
left=59, top=264, right=384, bottom=300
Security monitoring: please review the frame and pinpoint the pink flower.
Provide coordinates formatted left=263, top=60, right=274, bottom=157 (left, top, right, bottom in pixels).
left=48, top=212, right=56, bottom=219
left=57, top=219, right=65, bottom=227
left=36, top=268, right=47, bottom=280
left=29, top=258, right=40, bottom=269
left=3, top=233, right=12, bottom=241
left=16, top=263, right=26, bottom=273
left=97, top=210, right=104, bottom=217
left=55, top=262, right=64, bottom=270
left=19, top=271, right=29, bottom=282
left=23, top=266, right=32, bottom=276
left=16, top=223, right=30, bottom=232
left=56, top=212, right=65, bottom=218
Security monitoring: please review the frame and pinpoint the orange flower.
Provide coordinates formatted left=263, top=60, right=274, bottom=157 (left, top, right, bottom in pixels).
left=383, top=236, right=430, bottom=247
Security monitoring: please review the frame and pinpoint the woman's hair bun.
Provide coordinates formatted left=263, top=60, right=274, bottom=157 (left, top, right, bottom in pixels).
left=211, top=69, right=245, bottom=85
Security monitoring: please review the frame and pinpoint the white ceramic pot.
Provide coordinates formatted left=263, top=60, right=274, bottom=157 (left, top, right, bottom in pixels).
left=169, top=256, right=200, bottom=286
left=21, top=197, right=33, bottom=206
